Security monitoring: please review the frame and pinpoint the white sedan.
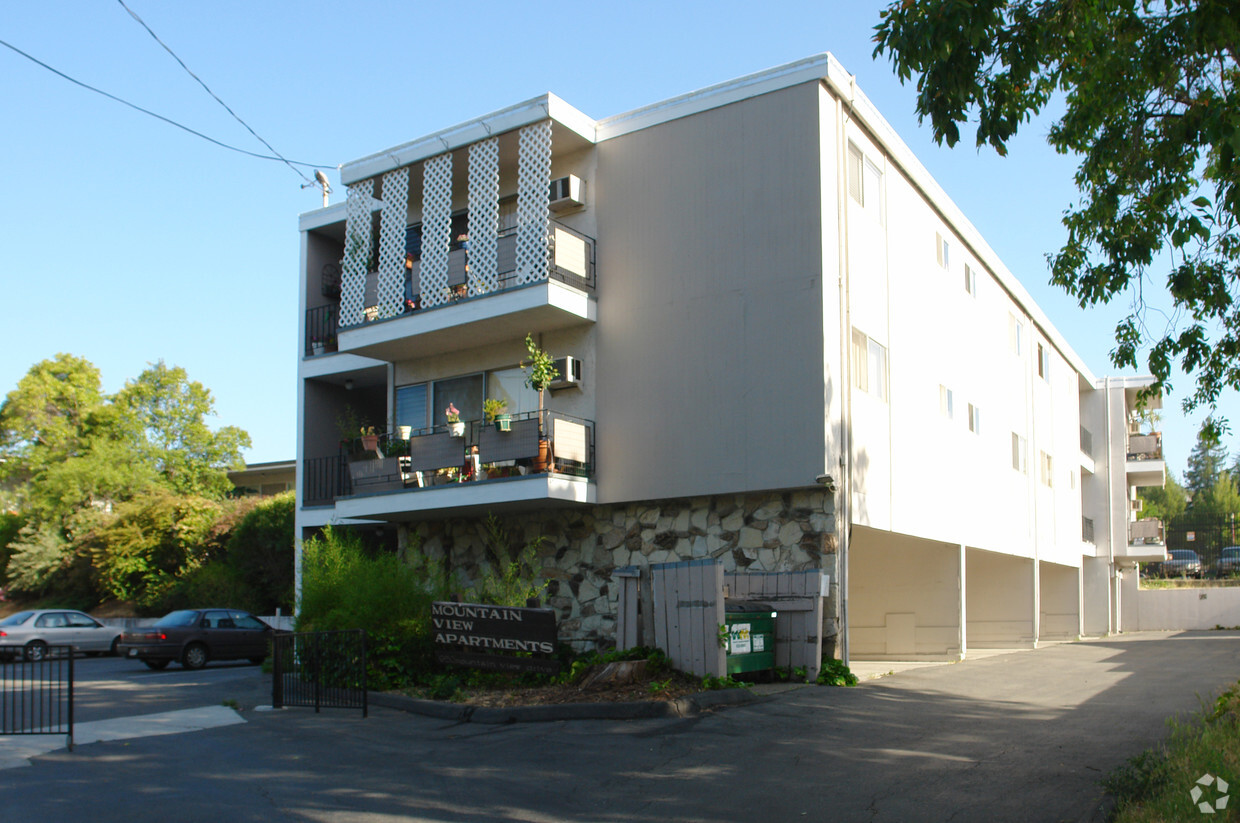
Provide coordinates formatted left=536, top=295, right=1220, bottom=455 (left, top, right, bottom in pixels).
left=0, top=609, right=123, bottom=662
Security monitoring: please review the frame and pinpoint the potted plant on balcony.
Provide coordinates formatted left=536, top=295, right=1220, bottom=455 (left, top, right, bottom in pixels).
left=311, top=336, right=326, bottom=356
left=359, top=426, right=380, bottom=452
left=445, top=403, right=465, bottom=437
left=521, top=333, right=559, bottom=472
left=484, top=398, right=511, bottom=433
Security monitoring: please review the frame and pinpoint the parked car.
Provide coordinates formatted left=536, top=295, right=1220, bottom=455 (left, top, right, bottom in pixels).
left=117, top=609, right=273, bottom=670
left=1215, top=547, right=1240, bottom=578
left=1161, top=549, right=1204, bottom=579
left=0, top=609, right=123, bottom=662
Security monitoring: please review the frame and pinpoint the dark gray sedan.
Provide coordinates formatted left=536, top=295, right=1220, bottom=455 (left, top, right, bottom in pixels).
left=117, top=609, right=272, bottom=670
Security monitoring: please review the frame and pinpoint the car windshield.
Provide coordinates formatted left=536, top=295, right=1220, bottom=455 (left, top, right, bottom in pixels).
left=1223, top=548, right=1240, bottom=558
left=1170, top=551, right=1197, bottom=560
left=0, top=611, right=35, bottom=626
left=155, top=610, right=202, bottom=628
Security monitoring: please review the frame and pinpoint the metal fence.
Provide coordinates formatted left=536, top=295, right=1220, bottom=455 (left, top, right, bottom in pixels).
left=0, top=646, right=74, bottom=749
left=272, top=630, right=367, bottom=717
left=1152, top=514, right=1240, bottom=577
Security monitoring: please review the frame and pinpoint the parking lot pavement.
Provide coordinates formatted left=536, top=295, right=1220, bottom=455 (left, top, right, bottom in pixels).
left=0, top=705, right=245, bottom=770
left=2, top=631, right=1239, bottom=822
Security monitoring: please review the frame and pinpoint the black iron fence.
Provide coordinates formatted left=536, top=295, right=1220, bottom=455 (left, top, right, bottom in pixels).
left=305, top=305, right=339, bottom=357
left=272, top=630, right=367, bottom=717
left=1149, top=514, right=1240, bottom=577
left=0, top=646, right=74, bottom=749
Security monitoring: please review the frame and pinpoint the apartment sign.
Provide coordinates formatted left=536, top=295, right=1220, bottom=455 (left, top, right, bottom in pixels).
left=432, top=601, right=559, bottom=673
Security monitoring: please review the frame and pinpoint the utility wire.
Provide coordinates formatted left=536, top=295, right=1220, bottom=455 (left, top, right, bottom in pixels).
left=117, top=0, right=317, bottom=185
left=0, top=37, right=334, bottom=170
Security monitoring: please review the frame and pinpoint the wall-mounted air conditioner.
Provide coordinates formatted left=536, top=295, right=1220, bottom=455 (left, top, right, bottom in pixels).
left=549, top=355, right=582, bottom=390
left=1131, top=498, right=1143, bottom=512
left=1128, top=420, right=1142, bottom=435
left=549, top=175, right=585, bottom=212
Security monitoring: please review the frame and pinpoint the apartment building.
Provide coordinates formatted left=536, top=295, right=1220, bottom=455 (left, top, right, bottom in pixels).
left=295, top=53, right=1165, bottom=661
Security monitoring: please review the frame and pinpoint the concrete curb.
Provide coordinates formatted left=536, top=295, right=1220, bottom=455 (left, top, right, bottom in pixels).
left=369, top=685, right=766, bottom=724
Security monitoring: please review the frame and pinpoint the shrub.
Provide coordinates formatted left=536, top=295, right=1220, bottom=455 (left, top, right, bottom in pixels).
left=816, top=658, right=858, bottom=687
left=225, top=491, right=294, bottom=613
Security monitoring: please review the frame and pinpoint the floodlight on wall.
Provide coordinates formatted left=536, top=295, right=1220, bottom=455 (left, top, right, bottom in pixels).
left=815, top=474, right=837, bottom=494
left=344, top=379, right=354, bottom=391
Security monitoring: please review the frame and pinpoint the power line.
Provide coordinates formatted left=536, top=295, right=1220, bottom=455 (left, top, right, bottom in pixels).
left=117, top=0, right=316, bottom=185
left=0, top=37, right=334, bottom=170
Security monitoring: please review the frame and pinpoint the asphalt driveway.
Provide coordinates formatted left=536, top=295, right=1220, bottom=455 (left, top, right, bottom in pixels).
left=3, top=630, right=1238, bottom=822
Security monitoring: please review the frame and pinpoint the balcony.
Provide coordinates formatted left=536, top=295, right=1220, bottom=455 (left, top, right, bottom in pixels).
left=1125, top=431, right=1166, bottom=488
left=1121, top=517, right=1168, bottom=563
left=319, top=220, right=595, bottom=363
left=320, top=410, right=595, bottom=520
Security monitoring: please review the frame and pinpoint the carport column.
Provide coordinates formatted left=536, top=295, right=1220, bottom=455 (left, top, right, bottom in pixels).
left=1032, top=558, right=1041, bottom=647
left=958, top=544, right=967, bottom=659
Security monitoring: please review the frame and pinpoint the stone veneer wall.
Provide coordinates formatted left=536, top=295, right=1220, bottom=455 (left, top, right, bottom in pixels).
left=402, top=488, right=837, bottom=653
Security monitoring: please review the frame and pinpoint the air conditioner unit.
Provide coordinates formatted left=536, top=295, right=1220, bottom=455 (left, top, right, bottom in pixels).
left=1131, top=499, right=1143, bottom=512
left=549, top=355, right=582, bottom=390
left=548, top=175, right=585, bottom=212
left=1128, top=420, right=1142, bottom=435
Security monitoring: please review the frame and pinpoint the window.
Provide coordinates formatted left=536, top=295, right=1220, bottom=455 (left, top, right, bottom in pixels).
left=1037, top=343, right=1051, bottom=380
left=968, top=403, right=981, bottom=434
left=1009, top=314, right=1024, bottom=355
left=964, top=264, right=977, bottom=297
left=1039, top=451, right=1054, bottom=487
left=936, top=232, right=950, bottom=269
left=851, top=328, right=888, bottom=402
left=847, top=143, right=864, bottom=204
left=1012, top=433, right=1027, bottom=473
left=486, top=366, right=538, bottom=416
left=396, top=383, right=429, bottom=432
left=939, top=385, right=954, bottom=419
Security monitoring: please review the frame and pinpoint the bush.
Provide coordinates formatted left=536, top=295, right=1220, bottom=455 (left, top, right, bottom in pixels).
left=225, top=491, right=294, bottom=613
left=816, top=658, right=858, bottom=687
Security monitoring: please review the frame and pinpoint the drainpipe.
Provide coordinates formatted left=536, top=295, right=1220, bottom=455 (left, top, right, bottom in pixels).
left=835, top=77, right=856, bottom=667
left=1104, top=377, right=1117, bottom=634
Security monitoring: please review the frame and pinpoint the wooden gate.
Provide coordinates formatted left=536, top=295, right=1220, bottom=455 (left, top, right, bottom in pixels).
left=616, top=562, right=827, bottom=679
left=724, top=569, right=824, bottom=678
left=616, top=559, right=724, bottom=678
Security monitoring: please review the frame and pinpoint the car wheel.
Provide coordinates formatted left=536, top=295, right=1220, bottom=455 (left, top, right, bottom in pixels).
left=24, top=641, right=48, bottom=663
left=249, top=656, right=266, bottom=665
left=110, top=637, right=121, bottom=656
left=182, top=643, right=208, bottom=670
left=142, top=659, right=170, bottom=670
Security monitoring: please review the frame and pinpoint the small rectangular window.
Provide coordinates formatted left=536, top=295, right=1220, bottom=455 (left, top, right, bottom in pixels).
left=851, top=328, right=868, bottom=394
left=1037, top=343, right=1051, bottom=381
left=1039, top=451, right=1054, bottom=487
left=1009, top=314, right=1024, bottom=355
left=964, top=265, right=977, bottom=297
left=1012, top=433, right=1027, bottom=473
left=940, top=385, right=954, bottom=419
left=968, top=403, right=981, bottom=434
left=847, top=144, right=864, bottom=205
left=868, top=338, right=888, bottom=402
left=936, top=232, right=949, bottom=269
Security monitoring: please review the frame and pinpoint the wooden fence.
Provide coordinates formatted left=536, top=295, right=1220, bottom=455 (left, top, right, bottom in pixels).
left=616, top=561, right=826, bottom=679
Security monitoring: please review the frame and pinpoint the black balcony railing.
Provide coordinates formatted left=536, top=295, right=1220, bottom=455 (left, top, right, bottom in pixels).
left=305, top=305, right=339, bottom=357
left=303, top=455, right=350, bottom=506
left=336, top=410, right=594, bottom=499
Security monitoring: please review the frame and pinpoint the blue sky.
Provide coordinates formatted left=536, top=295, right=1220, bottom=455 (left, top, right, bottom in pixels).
left=2, top=1, right=1234, bottom=476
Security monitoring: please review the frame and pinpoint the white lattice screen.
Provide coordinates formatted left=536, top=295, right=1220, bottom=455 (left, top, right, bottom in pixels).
left=376, top=168, right=409, bottom=319
left=419, top=152, right=453, bottom=308
left=467, top=138, right=500, bottom=296
left=339, top=180, right=374, bottom=328
left=515, top=121, right=552, bottom=285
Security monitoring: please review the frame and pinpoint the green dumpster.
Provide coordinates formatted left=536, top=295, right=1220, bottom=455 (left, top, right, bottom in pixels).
left=724, top=600, right=776, bottom=676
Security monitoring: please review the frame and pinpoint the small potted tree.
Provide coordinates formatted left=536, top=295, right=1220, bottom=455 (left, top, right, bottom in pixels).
left=521, top=333, right=559, bottom=471
left=484, top=398, right=511, bottom=432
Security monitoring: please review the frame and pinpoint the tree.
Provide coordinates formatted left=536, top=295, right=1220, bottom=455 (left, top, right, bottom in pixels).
left=1139, top=472, right=1189, bottom=522
left=874, top=0, right=1240, bottom=437
left=1185, top=423, right=1229, bottom=496
left=114, top=360, right=251, bottom=498
left=1193, top=473, right=1240, bottom=517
